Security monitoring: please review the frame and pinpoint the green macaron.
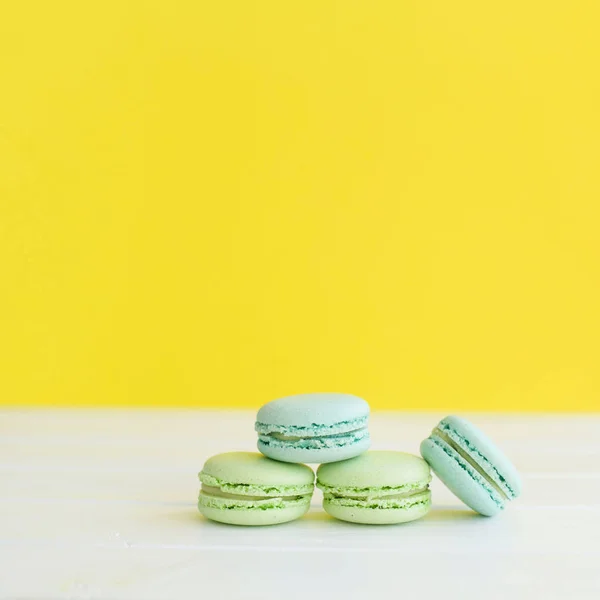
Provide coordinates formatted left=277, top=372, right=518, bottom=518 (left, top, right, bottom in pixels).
left=317, top=451, right=432, bottom=524
left=198, top=452, right=315, bottom=526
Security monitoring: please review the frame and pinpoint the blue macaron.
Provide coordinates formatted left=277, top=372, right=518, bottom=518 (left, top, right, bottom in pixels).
left=420, top=415, right=522, bottom=516
left=255, top=393, right=371, bottom=464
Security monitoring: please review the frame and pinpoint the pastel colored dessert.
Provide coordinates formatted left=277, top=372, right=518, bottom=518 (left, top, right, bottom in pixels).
left=420, top=415, right=522, bottom=517
left=198, top=452, right=314, bottom=526
left=317, top=451, right=432, bottom=524
left=255, top=393, right=371, bottom=464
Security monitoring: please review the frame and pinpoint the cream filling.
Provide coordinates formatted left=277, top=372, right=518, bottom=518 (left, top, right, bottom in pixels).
left=200, top=485, right=304, bottom=502
left=268, top=427, right=367, bottom=442
left=328, top=486, right=429, bottom=501
left=433, top=428, right=510, bottom=501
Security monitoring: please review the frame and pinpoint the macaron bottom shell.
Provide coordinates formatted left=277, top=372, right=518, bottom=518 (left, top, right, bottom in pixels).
left=323, top=491, right=431, bottom=525
left=420, top=437, right=503, bottom=517
left=257, top=435, right=371, bottom=464
left=198, top=499, right=311, bottom=526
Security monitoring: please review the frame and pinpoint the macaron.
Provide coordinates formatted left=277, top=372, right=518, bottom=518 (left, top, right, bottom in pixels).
left=198, top=452, right=314, bottom=526
left=317, top=451, right=432, bottom=524
left=255, top=393, right=371, bottom=464
left=420, top=415, right=522, bottom=517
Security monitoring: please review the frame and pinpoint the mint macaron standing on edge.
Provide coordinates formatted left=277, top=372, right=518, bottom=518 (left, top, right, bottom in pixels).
left=420, top=415, right=522, bottom=517
left=255, top=393, right=371, bottom=463
left=317, top=451, right=432, bottom=524
left=198, top=452, right=314, bottom=526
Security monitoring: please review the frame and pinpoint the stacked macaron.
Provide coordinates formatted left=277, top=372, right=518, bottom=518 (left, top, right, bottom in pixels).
left=255, top=393, right=371, bottom=464
left=197, top=393, right=521, bottom=526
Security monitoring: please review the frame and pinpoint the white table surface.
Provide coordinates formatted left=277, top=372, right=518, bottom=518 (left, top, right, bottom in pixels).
left=1, top=410, right=599, bottom=599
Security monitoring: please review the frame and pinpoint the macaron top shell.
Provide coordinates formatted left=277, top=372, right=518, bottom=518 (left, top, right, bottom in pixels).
left=200, top=452, right=314, bottom=492
left=317, top=451, right=431, bottom=490
left=438, top=416, right=522, bottom=498
left=256, top=393, right=369, bottom=430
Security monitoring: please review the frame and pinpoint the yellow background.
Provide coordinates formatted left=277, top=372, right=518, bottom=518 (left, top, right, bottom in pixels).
left=1, top=1, right=599, bottom=411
